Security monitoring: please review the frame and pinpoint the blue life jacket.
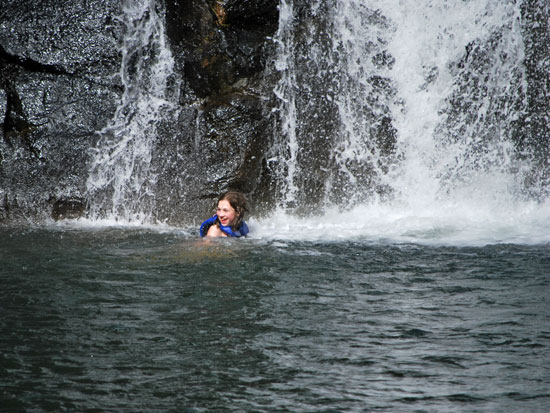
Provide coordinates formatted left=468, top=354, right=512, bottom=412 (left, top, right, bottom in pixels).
left=199, top=215, right=249, bottom=238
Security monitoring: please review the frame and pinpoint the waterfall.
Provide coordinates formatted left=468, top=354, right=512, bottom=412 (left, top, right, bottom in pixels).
left=271, top=0, right=530, bottom=213
left=257, top=0, right=550, bottom=243
left=76, top=0, right=549, bottom=242
left=86, top=0, right=178, bottom=223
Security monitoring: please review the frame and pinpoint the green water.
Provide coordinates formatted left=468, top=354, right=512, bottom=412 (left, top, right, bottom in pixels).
left=1, top=226, right=549, bottom=412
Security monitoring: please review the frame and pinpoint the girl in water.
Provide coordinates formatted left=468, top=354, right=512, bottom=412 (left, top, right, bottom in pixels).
left=199, top=191, right=249, bottom=237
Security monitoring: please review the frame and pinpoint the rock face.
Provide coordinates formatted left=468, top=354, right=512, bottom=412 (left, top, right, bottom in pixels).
left=0, top=0, right=122, bottom=223
left=0, top=0, right=279, bottom=224
left=158, top=0, right=280, bottom=222
left=1, top=0, right=549, bottom=225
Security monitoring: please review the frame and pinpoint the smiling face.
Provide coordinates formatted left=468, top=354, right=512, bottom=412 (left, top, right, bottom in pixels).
left=216, top=199, right=238, bottom=227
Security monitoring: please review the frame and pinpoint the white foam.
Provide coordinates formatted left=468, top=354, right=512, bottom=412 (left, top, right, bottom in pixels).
left=250, top=198, right=550, bottom=246
left=52, top=216, right=188, bottom=236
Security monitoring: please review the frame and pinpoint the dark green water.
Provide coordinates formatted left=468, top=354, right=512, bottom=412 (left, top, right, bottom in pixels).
left=1, top=226, right=549, bottom=412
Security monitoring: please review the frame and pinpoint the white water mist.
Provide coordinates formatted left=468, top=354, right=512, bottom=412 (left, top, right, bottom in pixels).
left=86, top=0, right=178, bottom=223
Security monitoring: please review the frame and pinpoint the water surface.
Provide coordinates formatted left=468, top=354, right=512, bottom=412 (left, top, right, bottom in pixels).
left=1, top=226, right=549, bottom=412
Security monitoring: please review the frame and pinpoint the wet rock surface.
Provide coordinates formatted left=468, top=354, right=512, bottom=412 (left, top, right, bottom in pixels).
left=0, top=0, right=279, bottom=224
left=0, top=0, right=122, bottom=223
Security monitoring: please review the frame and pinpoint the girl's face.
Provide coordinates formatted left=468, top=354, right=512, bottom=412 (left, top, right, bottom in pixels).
left=217, top=199, right=238, bottom=227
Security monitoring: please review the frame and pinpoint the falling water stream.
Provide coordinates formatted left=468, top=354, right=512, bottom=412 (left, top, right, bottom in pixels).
left=85, top=0, right=179, bottom=223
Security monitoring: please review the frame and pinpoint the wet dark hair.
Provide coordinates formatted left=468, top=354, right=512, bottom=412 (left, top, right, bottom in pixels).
left=217, top=191, right=249, bottom=230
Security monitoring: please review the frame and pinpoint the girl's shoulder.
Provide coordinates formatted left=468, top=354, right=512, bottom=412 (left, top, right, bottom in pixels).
left=206, top=224, right=227, bottom=237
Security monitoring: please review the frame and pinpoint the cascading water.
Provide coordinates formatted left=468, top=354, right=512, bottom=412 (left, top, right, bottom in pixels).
left=260, top=0, right=550, bottom=244
left=86, top=0, right=178, bottom=223
left=271, top=0, right=399, bottom=211
left=380, top=0, right=527, bottom=207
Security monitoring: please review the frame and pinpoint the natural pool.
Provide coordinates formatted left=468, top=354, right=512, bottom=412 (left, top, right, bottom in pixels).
left=2, top=224, right=549, bottom=412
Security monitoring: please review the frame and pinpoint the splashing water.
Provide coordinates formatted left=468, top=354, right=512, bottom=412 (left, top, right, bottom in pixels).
left=86, top=0, right=178, bottom=223
left=259, top=0, right=550, bottom=244
left=380, top=0, right=527, bottom=207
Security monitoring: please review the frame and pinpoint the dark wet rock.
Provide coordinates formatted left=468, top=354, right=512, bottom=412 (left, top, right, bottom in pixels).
left=150, top=90, right=272, bottom=223
left=161, top=0, right=279, bottom=221
left=0, top=0, right=122, bottom=223
left=0, top=0, right=279, bottom=225
left=165, top=0, right=278, bottom=99
left=51, top=197, right=87, bottom=221
left=197, top=92, right=269, bottom=195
